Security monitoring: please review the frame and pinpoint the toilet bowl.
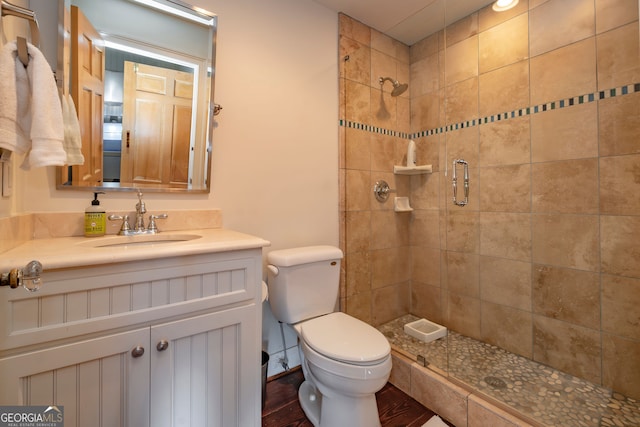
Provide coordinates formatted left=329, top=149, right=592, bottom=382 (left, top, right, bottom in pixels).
left=294, top=312, right=391, bottom=427
left=267, top=246, right=392, bottom=427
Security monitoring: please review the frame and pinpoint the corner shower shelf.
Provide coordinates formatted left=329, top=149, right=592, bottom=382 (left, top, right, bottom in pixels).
left=393, top=164, right=433, bottom=175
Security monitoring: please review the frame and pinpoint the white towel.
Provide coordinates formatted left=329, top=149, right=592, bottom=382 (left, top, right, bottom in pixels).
left=62, top=93, right=84, bottom=165
left=0, top=41, right=30, bottom=155
left=0, top=41, right=67, bottom=169
left=422, top=415, right=449, bottom=427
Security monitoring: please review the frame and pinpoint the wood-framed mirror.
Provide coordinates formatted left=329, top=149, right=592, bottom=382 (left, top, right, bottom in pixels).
left=55, top=0, right=216, bottom=193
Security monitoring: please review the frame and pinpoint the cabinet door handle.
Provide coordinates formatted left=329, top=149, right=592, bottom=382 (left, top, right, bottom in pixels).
left=131, top=346, right=145, bottom=358
left=156, top=340, right=169, bottom=352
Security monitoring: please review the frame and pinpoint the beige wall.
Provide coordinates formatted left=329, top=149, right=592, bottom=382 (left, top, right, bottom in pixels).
left=0, top=0, right=339, bottom=248
left=1, top=0, right=339, bottom=376
left=340, top=0, right=640, bottom=400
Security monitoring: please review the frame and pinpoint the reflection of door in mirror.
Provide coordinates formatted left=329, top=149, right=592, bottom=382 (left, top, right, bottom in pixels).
left=70, top=5, right=104, bottom=185
left=56, top=0, right=216, bottom=192
left=121, top=62, right=193, bottom=187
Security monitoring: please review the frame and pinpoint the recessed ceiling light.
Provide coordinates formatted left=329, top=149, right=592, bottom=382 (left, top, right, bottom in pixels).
left=492, top=0, right=519, bottom=12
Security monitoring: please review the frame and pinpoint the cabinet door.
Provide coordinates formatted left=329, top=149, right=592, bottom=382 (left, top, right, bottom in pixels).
left=150, top=305, right=259, bottom=427
left=0, top=328, right=149, bottom=427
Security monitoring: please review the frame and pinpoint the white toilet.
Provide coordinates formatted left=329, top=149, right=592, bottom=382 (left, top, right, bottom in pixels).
left=267, top=246, right=391, bottom=427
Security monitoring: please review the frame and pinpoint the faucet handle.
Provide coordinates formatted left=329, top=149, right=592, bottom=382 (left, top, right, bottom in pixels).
left=108, top=214, right=131, bottom=235
left=147, top=213, right=168, bottom=233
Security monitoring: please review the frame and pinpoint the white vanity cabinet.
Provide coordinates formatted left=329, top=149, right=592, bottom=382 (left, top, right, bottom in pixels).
left=149, top=304, right=257, bottom=427
left=0, top=328, right=150, bottom=426
left=0, top=243, right=265, bottom=427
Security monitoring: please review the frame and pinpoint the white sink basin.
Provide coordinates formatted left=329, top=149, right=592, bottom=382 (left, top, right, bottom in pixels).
left=78, top=233, right=202, bottom=248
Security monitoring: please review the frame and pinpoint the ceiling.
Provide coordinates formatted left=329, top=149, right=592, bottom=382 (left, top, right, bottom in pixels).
left=312, top=0, right=496, bottom=45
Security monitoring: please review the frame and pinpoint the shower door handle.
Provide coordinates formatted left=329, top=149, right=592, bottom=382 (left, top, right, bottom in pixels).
left=452, top=159, right=469, bottom=207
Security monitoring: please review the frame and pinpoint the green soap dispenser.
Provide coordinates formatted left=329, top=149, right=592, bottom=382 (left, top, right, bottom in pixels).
left=85, top=192, right=106, bottom=237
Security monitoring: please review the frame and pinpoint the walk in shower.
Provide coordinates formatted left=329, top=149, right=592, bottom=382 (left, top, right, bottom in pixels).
left=339, top=1, right=640, bottom=425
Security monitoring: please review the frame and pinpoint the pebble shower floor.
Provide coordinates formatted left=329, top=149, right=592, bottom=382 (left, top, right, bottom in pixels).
left=378, top=315, right=640, bottom=427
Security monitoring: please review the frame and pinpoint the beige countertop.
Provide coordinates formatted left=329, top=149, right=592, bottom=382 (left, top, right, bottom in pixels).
left=0, top=228, right=270, bottom=271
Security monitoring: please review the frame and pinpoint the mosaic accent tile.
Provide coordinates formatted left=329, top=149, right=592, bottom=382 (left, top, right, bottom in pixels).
left=340, top=83, right=640, bottom=142
left=339, top=119, right=410, bottom=139
left=379, top=315, right=640, bottom=427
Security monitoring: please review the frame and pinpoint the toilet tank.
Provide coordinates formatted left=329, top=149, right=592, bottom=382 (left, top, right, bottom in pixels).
left=267, top=246, right=343, bottom=324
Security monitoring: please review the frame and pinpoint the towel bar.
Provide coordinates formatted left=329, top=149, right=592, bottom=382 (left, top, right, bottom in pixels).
left=1, top=0, right=41, bottom=66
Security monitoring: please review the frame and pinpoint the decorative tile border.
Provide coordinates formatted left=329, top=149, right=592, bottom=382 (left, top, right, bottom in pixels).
left=339, top=119, right=410, bottom=139
left=340, top=82, right=639, bottom=140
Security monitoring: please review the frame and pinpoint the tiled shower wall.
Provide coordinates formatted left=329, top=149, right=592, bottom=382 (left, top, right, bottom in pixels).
left=339, top=14, right=412, bottom=326
left=338, top=0, right=640, bottom=400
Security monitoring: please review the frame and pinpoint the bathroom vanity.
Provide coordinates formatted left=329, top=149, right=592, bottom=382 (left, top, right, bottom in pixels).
left=0, top=228, right=269, bottom=427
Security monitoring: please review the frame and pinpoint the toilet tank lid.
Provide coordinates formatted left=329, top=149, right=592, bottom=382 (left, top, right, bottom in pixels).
left=267, top=245, right=343, bottom=267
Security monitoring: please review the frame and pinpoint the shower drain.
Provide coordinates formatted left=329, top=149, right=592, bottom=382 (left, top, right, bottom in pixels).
left=484, top=376, right=507, bottom=389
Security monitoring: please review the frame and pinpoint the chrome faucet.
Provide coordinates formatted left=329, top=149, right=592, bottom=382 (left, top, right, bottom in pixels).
left=134, top=191, right=147, bottom=232
left=108, top=191, right=168, bottom=236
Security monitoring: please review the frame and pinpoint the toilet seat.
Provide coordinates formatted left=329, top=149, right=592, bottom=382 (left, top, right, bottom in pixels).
left=300, top=338, right=392, bottom=381
left=297, top=312, right=390, bottom=365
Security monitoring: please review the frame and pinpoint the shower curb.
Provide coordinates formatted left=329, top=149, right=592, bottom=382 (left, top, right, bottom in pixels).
left=389, top=350, right=538, bottom=427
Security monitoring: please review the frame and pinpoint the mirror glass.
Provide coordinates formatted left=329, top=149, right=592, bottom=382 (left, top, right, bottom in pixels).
left=57, top=0, right=216, bottom=193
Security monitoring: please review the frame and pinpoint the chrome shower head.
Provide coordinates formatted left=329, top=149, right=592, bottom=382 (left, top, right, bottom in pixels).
left=391, top=82, right=408, bottom=97
left=379, top=77, right=408, bottom=96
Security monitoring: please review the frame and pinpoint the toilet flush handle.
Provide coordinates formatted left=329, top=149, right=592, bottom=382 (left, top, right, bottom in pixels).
left=267, top=265, right=279, bottom=276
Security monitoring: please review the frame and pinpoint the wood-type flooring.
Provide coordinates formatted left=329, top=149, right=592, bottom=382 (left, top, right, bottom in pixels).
left=262, top=368, right=453, bottom=427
